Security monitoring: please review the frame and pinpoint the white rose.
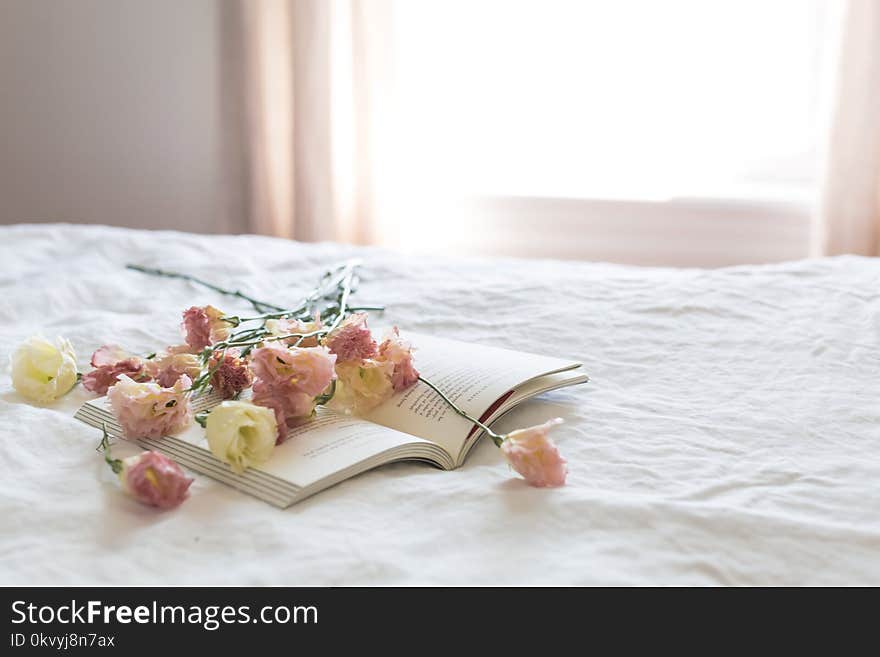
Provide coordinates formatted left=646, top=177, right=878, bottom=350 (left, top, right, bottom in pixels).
left=205, top=401, right=277, bottom=473
left=11, top=336, right=78, bottom=403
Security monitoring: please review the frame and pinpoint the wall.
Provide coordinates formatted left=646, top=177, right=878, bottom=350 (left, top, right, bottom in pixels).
left=0, top=0, right=246, bottom=233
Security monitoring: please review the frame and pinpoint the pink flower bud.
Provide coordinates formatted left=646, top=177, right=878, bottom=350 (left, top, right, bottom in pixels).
left=500, top=418, right=567, bottom=487
left=181, top=305, right=229, bottom=351
left=323, top=313, right=377, bottom=363
left=377, top=327, right=419, bottom=391
left=118, top=451, right=193, bottom=509
left=209, top=349, right=254, bottom=399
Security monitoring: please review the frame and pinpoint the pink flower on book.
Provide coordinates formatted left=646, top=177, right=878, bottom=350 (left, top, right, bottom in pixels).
left=81, top=344, right=147, bottom=395
left=251, top=382, right=315, bottom=443
left=118, top=451, right=193, bottom=509
left=328, top=326, right=414, bottom=414
left=146, top=348, right=202, bottom=388
left=265, top=314, right=323, bottom=347
left=250, top=343, right=337, bottom=442
left=500, top=418, right=567, bottom=488
left=107, top=375, right=193, bottom=439
left=377, top=327, right=419, bottom=391
left=182, top=305, right=230, bottom=351
left=250, top=343, right=337, bottom=397
left=208, top=349, right=253, bottom=399
left=323, top=313, right=377, bottom=363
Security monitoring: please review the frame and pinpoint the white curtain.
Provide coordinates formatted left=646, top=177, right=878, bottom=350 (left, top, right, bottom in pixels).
left=236, top=0, right=394, bottom=243
left=816, top=0, right=880, bottom=256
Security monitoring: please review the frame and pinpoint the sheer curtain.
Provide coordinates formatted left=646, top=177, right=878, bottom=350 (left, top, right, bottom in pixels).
left=816, top=0, right=880, bottom=256
left=233, top=0, right=880, bottom=258
left=235, top=0, right=393, bottom=243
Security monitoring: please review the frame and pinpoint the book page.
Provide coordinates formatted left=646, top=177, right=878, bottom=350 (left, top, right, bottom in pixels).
left=260, top=410, right=431, bottom=485
left=174, top=406, right=429, bottom=488
left=365, top=332, right=581, bottom=455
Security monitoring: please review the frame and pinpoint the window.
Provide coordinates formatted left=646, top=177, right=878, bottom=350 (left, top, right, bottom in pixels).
left=386, top=0, right=840, bottom=265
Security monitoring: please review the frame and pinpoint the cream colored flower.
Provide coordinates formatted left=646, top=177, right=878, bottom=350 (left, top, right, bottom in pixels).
left=329, top=359, right=395, bottom=415
left=11, top=336, right=78, bottom=403
left=205, top=401, right=277, bottom=473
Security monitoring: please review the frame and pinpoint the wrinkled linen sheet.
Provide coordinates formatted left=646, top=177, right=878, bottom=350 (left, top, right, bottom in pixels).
left=0, top=223, right=878, bottom=585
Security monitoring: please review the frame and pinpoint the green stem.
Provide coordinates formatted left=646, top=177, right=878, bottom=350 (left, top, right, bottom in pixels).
left=417, top=376, right=505, bottom=446
left=126, top=264, right=284, bottom=312
left=223, top=327, right=268, bottom=346
left=219, top=329, right=327, bottom=350
left=233, top=310, right=303, bottom=323
left=323, top=263, right=358, bottom=335
left=314, top=380, right=336, bottom=406
left=97, top=423, right=124, bottom=474
left=129, top=261, right=396, bottom=402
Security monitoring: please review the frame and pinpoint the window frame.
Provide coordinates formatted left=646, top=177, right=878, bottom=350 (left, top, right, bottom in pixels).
left=417, top=195, right=814, bottom=267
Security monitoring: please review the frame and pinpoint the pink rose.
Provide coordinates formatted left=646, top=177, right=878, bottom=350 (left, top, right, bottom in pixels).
left=146, top=348, right=202, bottom=388
left=181, top=305, right=230, bottom=351
left=209, top=349, right=254, bottom=399
left=81, top=345, right=147, bottom=395
left=118, top=451, right=193, bottom=509
left=377, top=327, right=419, bottom=391
left=264, top=314, right=323, bottom=347
left=107, top=375, right=193, bottom=439
left=250, top=343, right=337, bottom=442
left=323, top=313, right=377, bottom=363
left=251, top=381, right=315, bottom=443
left=91, top=344, right=134, bottom=368
left=250, top=384, right=288, bottom=439
left=250, top=343, right=336, bottom=397
left=500, top=418, right=567, bottom=487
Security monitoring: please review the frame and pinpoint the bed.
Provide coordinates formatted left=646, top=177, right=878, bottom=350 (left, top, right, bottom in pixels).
left=1, top=223, right=878, bottom=585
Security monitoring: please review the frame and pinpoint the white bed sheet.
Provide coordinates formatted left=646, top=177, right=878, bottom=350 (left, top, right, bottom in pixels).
left=1, top=223, right=878, bottom=585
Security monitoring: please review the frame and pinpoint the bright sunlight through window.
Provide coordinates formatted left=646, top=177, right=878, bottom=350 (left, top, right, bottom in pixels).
left=393, top=0, right=836, bottom=204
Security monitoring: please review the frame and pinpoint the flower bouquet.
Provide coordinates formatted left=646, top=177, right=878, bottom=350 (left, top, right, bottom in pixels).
left=11, top=262, right=579, bottom=509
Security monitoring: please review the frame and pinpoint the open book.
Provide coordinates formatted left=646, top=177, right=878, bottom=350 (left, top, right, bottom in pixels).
left=75, top=333, right=588, bottom=507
